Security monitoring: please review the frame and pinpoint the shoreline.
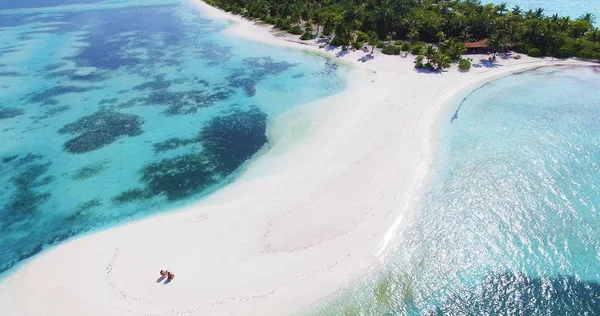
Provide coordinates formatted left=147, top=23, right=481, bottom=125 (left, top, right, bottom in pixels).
left=0, top=1, right=596, bottom=315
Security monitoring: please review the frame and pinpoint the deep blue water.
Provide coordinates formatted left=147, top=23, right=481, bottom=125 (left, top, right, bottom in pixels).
left=310, top=67, right=600, bottom=315
left=0, top=0, right=345, bottom=277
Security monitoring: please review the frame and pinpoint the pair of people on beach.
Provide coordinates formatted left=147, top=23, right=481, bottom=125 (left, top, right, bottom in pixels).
left=160, top=269, right=175, bottom=281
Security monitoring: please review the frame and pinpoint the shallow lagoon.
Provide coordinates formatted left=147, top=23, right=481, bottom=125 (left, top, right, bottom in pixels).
left=0, top=0, right=345, bottom=276
left=310, top=67, right=600, bottom=315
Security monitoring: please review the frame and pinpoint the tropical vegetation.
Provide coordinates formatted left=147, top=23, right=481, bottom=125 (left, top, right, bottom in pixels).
left=459, top=58, right=472, bottom=71
left=205, top=0, right=600, bottom=65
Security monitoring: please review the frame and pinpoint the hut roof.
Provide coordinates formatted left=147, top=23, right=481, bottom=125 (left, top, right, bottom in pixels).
left=465, top=38, right=488, bottom=48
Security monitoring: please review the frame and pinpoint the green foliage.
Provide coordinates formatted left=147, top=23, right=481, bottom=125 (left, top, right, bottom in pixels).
left=440, top=38, right=467, bottom=60
left=265, top=16, right=276, bottom=25
left=459, top=59, right=472, bottom=71
left=415, top=55, right=424, bottom=63
left=368, top=31, right=380, bottom=46
left=289, top=25, right=303, bottom=35
left=528, top=47, right=542, bottom=57
left=275, top=18, right=292, bottom=31
left=356, top=31, right=369, bottom=43
left=415, top=61, right=424, bottom=69
left=401, top=41, right=412, bottom=52
left=352, top=41, right=364, bottom=49
left=208, top=0, right=600, bottom=63
left=330, top=36, right=347, bottom=46
left=410, top=42, right=426, bottom=55
left=300, top=32, right=315, bottom=40
left=381, top=45, right=401, bottom=55
left=376, top=42, right=385, bottom=48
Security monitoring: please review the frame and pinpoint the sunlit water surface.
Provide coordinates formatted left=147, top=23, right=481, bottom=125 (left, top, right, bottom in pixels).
left=0, top=0, right=345, bottom=277
left=309, top=67, right=600, bottom=315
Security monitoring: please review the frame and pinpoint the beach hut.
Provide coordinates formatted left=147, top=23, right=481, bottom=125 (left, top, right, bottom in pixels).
left=465, top=39, right=489, bottom=54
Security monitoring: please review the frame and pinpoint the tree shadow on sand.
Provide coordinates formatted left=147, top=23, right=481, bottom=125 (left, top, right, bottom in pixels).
left=479, top=59, right=503, bottom=69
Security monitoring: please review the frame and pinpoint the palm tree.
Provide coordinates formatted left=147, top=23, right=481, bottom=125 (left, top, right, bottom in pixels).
left=368, top=31, right=380, bottom=55
left=436, top=31, right=446, bottom=46
left=489, top=31, right=510, bottom=57
left=587, top=27, right=600, bottom=42
left=558, top=17, right=571, bottom=31
left=459, top=26, right=473, bottom=42
left=407, top=27, right=419, bottom=43
left=432, top=50, right=452, bottom=70
left=579, top=13, right=596, bottom=24
left=424, top=44, right=436, bottom=63
left=313, top=11, right=323, bottom=37
left=512, top=5, right=522, bottom=16
left=534, top=8, right=544, bottom=19
left=496, top=2, right=508, bottom=15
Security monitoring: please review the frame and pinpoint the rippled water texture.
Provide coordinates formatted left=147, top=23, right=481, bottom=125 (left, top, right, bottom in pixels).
left=310, top=67, right=600, bottom=315
left=0, top=0, right=345, bottom=276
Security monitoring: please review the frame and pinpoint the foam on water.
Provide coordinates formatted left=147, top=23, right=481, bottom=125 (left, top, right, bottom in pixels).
left=0, top=0, right=345, bottom=277
left=309, top=67, right=600, bottom=315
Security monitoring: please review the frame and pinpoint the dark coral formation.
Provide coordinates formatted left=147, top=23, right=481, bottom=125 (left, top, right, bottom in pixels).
left=44, top=69, right=105, bottom=82
left=44, top=69, right=75, bottom=79
left=41, top=99, right=59, bottom=106
left=139, top=154, right=213, bottom=201
left=199, top=107, right=267, bottom=174
left=30, top=105, right=70, bottom=122
left=4, top=156, right=53, bottom=216
left=0, top=71, right=21, bottom=77
left=72, top=161, right=109, bottom=180
left=70, top=72, right=106, bottom=82
left=244, top=56, right=298, bottom=73
left=45, top=105, right=70, bottom=116
left=69, top=6, right=185, bottom=70
left=16, top=153, right=43, bottom=166
left=0, top=107, right=24, bottom=120
left=66, top=198, right=102, bottom=221
left=118, top=107, right=268, bottom=202
left=27, top=85, right=94, bottom=103
left=132, top=74, right=171, bottom=91
left=44, top=62, right=67, bottom=71
left=112, top=188, right=153, bottom=204
left=2, top=155, right=18, bottom=163
left=99, top=98, right=118, bottom=105
left=143, top=88, right=234, bottom=116
left=227, top=57, right=298, bottom=97
left=197, top=43, right=233, bottom=66
left=437, top=272, right=600, bottom=315
left=153, top=137, right=198, bottom=153
left=292, top=73, right=305, bottom=79
left=59, top=110, right=143, bottom=154
left=314, top=59, right=339, bottom=77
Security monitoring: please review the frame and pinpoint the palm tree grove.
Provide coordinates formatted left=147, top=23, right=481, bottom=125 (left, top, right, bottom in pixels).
left=205, top=0, right=599, bottom=70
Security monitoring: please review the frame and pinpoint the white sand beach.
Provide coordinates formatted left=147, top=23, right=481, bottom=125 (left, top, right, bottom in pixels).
left=0, top=1, right=594, bottom=315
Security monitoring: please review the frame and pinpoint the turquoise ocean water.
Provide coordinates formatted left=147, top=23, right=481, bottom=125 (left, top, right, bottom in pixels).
left=310, top=67, right=600, bottom=315
left=488, top=0, right=600, bottom=21
left=0, top=0, right=345, bottom=277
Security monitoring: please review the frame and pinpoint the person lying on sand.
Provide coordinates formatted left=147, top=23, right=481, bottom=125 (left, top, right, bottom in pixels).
left=167, top=272, right=175, bottom=281
left=160, top=270, right=169, bottom=276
